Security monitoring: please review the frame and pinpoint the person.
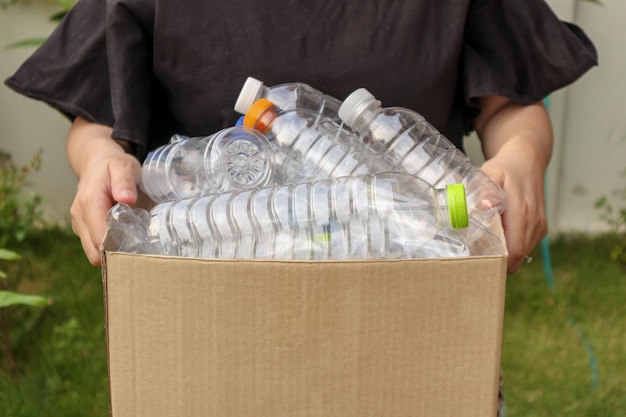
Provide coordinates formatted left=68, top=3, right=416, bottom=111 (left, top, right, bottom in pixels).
left=4, top=2, right=597, bottom=414
left=5, top=0, right=596, bottom=275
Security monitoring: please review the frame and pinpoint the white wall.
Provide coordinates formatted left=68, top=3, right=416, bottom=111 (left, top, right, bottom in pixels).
left=1, top=0, right=623, bottom=234
left=0, top=1, right=77, bottom=226
left=554, top=0, right=626, bottom=233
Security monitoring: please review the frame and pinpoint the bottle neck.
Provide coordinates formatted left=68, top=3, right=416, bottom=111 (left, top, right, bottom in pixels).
left=436, top=187, right=453, bottom=229
left=258, top=85, right=270, bottom=101
left=350, top=101, right=383, bottom=134
left=244, top=103, right=281, bottom=134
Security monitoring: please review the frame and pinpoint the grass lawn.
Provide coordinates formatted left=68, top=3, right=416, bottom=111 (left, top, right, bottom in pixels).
left=502, top=233, right=626, bottom=417
left=0, top=228, right=107, bottom=416
left=0, top=228, right=624, bottom=416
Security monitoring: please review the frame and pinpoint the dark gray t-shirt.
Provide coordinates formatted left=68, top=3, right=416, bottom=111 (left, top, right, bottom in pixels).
left=5, top=0, right=597, bottom=159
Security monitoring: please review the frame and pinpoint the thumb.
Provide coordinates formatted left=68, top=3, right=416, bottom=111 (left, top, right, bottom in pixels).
left=109, top=156, right=141, bottom=205
left=477, top=163, right=507, bottom=214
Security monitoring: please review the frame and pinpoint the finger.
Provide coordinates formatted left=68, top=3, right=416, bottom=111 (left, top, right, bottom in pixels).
left=71, top=163, right=122, bottom=265
left=109, top=156, right=141, bottom=205
left=71, top=193, right=108, bottom=266
left=82, top=230, right=103, bottom=266
left=86, top=192, right=117, bottom=263
left=501, top=208, right=527, bottom=275
left=483, top=164, right=543, bottom=273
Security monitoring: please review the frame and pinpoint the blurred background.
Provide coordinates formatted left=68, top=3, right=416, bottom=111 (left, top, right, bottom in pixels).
left=0, top=1, right=624, bottom=416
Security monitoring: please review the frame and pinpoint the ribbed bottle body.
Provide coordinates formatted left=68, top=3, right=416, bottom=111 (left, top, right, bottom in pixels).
left=145, top=172, right=466, bottom=260
left=244, top=100, right=394, bottom=184
left=339, top=89, right=507, bottom=218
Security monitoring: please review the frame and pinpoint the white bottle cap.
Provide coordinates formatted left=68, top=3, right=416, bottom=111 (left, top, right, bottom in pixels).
left=338, top=88, right=381, bottom=128
left=234, top=77, right=264, bottom=114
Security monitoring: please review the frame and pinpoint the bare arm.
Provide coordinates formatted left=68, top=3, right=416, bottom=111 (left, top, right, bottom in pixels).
left=67, top=116, right=141, bottom=266
left=474, top=96, right=553, bottom=274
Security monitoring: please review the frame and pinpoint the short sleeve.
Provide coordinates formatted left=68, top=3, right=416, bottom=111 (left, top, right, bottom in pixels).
left=4, top=0, right=114, bottom=127
left=105, top=0, right=165, bottom=156
left=461, top=0, right=598, bottom=108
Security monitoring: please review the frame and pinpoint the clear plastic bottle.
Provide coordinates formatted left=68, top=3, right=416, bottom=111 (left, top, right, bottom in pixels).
left=242, top=98, right=393, bottom=184
left=105, top=203, right=150, bottom=254
left=234, top=76, right=343, bottom=123
left=145, top=172, right=469, bottom=260
left=139, top=126, right=275, bottom=203
left=338, top=88, right=507, bottom=218
left=435, top=217, right=506, bottom=257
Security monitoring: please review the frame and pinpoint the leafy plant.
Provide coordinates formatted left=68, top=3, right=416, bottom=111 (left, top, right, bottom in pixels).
left=2, top=0, right=76, bottom=49
left=0, top=150, right=45, bottom=248
left=0, top=248, right=49, bottom=376
left=595, top=168, right=626, bottom=268
left=0, top=151, right=49, bottom=376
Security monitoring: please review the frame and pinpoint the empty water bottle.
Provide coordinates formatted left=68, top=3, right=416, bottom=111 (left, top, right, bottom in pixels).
left=243, top=98, right=393, bottom=184
left=338, top=88, right=507, bottom=218
left=145, top=172, right=469, bottom=260
left=106, top=203, right=150, bottom=254
left=139, top=126, right=275, bottom=203
left=234, top=76, right=343, bottom=123
left=437, top=217, right=506, bottom=257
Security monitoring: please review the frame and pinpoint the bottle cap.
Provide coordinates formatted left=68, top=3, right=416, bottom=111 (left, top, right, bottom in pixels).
left=234, top=77, right=264, bottom=114
left=169, top=134, right=190, bottom=144
left=338, top=88, right=381, bottom=128
left=446, top=183, right=469, bottom=229
left=243, top=98, right=278, bottom=133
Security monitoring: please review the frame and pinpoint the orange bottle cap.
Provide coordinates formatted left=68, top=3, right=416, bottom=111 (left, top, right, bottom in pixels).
left=243, top=98, right=278, bottom=133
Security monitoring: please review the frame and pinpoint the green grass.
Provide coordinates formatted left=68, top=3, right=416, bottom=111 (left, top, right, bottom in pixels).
left=0, top=228, right=107, bottom=416
left=0, top=229, right=624, bottom=416
left=502, top=234, right=626, bottom=417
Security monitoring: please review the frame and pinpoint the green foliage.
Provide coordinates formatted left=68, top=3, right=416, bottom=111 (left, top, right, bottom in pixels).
left=595, top=169, right=626, bottom=268
left=0, top=0, right=17, bottom=10
left=2, top=0, right=76, bottom=49
left=0, top=249, right=48, bottom=308
left=0, top=228, right=108, bottom=415
left=0, top=0, right=74, bottom=16
left=0, top=150, right=45, bottom=249
left=0, top=247, right=49, bottom=377
left=0, top=291, right=48, bottom=309
left=0, top=249, right=20, bottom=261
left=0, top=152, right=49, bottom=376
left=5, top=37, right=49, bottom=49
left=0, top=248, right=20, bottom=279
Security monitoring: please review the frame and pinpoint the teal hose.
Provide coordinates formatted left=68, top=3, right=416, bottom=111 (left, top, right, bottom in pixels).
left=541, top=96, right=599, bottom=390
left=541, top=234, right=598, bottom=390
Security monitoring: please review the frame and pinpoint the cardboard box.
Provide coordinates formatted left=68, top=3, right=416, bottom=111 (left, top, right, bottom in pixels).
left=101, top=221, right=507, bottom=417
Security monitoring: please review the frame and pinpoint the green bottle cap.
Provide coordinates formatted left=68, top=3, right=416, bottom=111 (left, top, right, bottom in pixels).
left=446, top=183, right=469, bottom=229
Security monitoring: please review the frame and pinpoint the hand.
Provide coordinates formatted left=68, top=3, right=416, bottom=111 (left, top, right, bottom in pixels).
left=480, top=143, right=548, bottom=274
left=474, top=96, right=553, bottom=274
left=67, top=118, right=141, bottom=266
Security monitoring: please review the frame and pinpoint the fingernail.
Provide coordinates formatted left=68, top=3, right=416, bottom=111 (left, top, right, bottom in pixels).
left=119, top=189, right=135, bottom=199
